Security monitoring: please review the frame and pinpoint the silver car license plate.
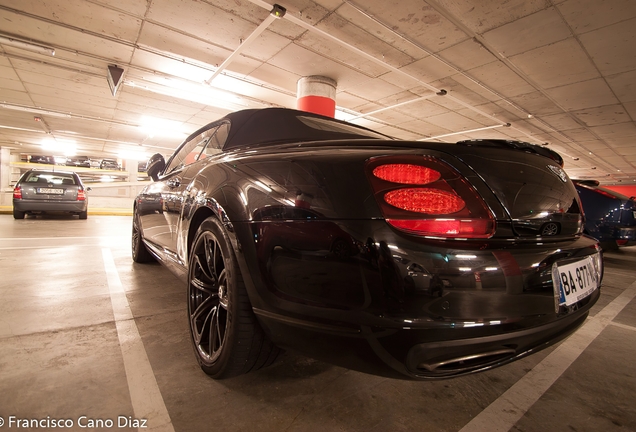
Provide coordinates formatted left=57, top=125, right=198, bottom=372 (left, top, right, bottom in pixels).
left=37, top=188, right=64, bottom=194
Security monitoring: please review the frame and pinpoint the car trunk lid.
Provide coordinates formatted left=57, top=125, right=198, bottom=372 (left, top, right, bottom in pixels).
left=451, top=147, right=583, bottom=238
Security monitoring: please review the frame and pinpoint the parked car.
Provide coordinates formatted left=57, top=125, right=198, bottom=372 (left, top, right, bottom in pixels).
left=65, top=155, right=92, bottom=168
left=100, top=158, right=120, bottom=170
left=132, top=108, right=602, bottom=380
left=574, top=179, right=636, bottom=249
left=29, top=155, right=55, bottom=164
left=138, top=159, right=148, bottom=172
left=13, top=169, right=90, bottom=219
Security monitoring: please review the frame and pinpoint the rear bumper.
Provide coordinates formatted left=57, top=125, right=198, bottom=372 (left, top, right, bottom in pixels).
left=254, top=288, right=597, bottom=380
left=404, top=298, right=593, bottom=378
left=13, top=200, right=87, bottom=213
left=232, top=217, right=602, bottom=379
left=615, top=226, right=636, bottom=240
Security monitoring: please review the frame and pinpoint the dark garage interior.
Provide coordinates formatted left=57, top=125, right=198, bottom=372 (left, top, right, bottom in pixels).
left=1, top=1, right=636, bottom=431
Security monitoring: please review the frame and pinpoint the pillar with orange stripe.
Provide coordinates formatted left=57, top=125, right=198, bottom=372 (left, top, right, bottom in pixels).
left=296, top=76, right=337, bottom=118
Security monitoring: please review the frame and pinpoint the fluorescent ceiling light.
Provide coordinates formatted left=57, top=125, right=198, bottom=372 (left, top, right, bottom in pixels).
left=0, top=34, right=55, bottom=56
left=118, top=150, right=148, bottom=161
left=0, top=103, right=71, bottom=118
left=41, top=137, right=77, bottom=155
left=138, top=115, right=189, bottom=139
left=124, top=78, right=247, bottom=112
left=334, top=110, right=357, bottom=122
left=0, top=124, right=45, bottom=133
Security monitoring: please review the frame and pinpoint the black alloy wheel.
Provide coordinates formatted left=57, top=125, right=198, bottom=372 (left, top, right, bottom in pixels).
left=132, top=209, right=154, bottom=263
left=187, top=216, right=281, bottom=379
left=189, top=228, right=229, bottom=366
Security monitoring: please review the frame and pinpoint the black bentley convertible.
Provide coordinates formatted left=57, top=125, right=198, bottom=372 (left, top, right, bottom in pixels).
left=132, top=108, right=602, bottom=380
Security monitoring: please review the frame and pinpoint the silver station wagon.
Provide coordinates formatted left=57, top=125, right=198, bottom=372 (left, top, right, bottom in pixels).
left=12, top=170, right=89, bottom=219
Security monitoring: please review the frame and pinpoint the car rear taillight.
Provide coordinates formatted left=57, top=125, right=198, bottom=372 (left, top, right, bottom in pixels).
left=372, top=164, right=441, bottom=184
left=13, top=185, right=22, bottom=199
left=367, top=156, right=495, bottom=238
left=384, top=188, right=465, bottom=214
left=77, top=189, right=86, bottom=201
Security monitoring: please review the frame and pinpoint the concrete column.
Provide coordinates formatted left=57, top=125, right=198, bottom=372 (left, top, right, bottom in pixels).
left=126, top=159, right=137, bottom=183
left=0, top=147, right=12, bottom=206
left=297, top=76, right=337, bottom=118
left=0, top=147, right=9, bottom=192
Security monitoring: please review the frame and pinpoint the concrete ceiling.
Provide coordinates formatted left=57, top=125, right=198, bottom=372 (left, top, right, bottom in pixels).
left=0, top=0, right=635, bottom=184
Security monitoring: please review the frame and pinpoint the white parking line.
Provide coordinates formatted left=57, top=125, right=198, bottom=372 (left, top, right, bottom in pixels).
left=610, top=321, right=636, bottom=332
left=102, top=248, right=175, bottom=432
left=459, top=280, right=636, bottom=432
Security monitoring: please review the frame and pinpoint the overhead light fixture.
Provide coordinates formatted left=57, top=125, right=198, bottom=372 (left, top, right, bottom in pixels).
left=124, top=78, right=249, bottom=112
left=0, top=103, right=72, bottom=118
left=0, top=33, right=55, bottom=56
left=41, top=137, right=77, bottom=155
left=421, top=123, right=511, bottom=141
left=0, top=124, right=45, bottom=133
left=138, top=115, right=189, bottom=139
left=118, top=150, right=149, bottom=161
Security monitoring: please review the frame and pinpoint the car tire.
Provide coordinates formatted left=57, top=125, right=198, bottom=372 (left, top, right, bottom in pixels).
left=79, top=210, right=88, bottom=220
left=13, top=209, right=25, bottom=219
left=188, top=216, right=281, bottom=379
left=132, top=210, right=155, bottom=263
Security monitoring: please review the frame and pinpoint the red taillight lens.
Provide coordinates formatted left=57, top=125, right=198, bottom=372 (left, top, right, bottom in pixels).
left=77, top=189, right=86, bottom=201
left=384, top=188, right=465, bottom=214
left=13, top=186, right=22, bottom=199
left=386, top=219, right=494, bottom=238
left=367, top=156, right=495, bottom=239
left=373, top=164, right=440, bottom=184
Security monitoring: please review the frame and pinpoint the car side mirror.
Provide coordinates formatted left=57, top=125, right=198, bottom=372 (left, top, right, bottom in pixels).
left=146, top=153, right=166, bottom=181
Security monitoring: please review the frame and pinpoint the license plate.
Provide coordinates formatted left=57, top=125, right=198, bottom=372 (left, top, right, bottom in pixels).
left=38, top=188, right=64, bottom=194
left=552, top=256, right=598, bottom=308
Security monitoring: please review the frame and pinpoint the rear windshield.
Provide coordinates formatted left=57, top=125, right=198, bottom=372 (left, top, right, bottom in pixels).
left=296, top=116, right=388, bottom=139
left=222, top=109, right=392, bottom=150
left=24, top=172, right=76, bottom=185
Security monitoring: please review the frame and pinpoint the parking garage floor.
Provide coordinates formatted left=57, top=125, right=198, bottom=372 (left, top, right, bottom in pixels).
left=1, top=215, right=635, bottom=432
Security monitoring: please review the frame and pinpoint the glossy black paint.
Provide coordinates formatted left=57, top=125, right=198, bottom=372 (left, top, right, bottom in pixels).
left=134, top=108, right=602, bottom=379
left=574, top=180, right=636, bottom=247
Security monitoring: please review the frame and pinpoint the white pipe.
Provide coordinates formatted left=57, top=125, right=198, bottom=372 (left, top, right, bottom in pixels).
left=422, top=124, right=509, bottom=141
left=205, top=6, right=283, bottom=84
left=348, top=94, right=436, bottom=121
